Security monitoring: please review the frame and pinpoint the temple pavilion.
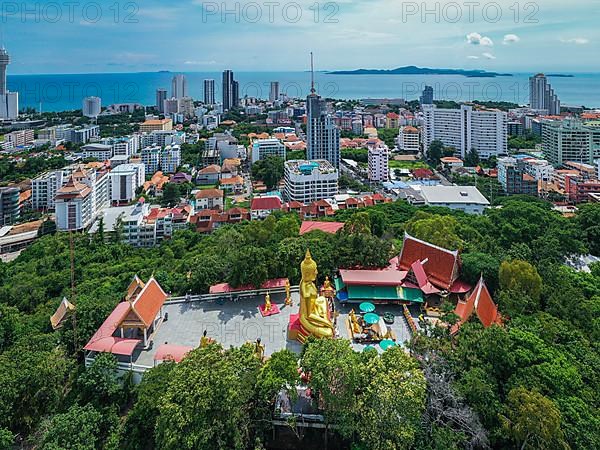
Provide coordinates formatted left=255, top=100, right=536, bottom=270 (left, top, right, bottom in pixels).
left=335, top=233, right=472, bottom=307
left=84, top=276, right=168, bottom=358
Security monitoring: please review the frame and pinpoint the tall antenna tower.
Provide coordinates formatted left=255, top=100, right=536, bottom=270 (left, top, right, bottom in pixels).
left=69, top=232, right=78, bottom=352
left=310, top=52, right=316, bottom=95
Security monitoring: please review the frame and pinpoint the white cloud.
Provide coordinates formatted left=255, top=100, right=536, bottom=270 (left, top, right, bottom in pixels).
left=482, top=52, right=496, bottom=60
left=467, top=55, right=479, bottom=59
left=503, top=34, right=520, bottom=45
left=184, top=60, right=217, bottom=65
left=467, top=32, right=494, bottom=46
left=560, top=37, right=589, bottom=45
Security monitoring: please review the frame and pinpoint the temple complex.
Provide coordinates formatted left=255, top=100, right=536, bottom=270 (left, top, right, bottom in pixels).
left=335, top=233, right=472, bottom=310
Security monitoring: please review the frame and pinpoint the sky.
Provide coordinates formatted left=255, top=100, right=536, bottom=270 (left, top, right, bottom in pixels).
left=2, top=0, right=600, bottom=74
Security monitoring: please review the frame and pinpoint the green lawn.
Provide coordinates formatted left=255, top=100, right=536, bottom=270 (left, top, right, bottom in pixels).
left=388, top=160, right=430, bottom=170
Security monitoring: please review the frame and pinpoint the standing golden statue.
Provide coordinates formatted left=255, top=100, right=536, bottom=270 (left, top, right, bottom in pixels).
left=284, top=279, right=292, bottom=306
left=264, top=292, right=272, bottom=312
left=299, top=250, right=334, bottom=339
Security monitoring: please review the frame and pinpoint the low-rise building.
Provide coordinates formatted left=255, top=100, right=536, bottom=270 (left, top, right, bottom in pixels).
left=197, top=164, right=222, bottom=185
left=139, top=118, right=173, bottom=133
left=497, top=157, right=539, bottom=195
left=251, top=138, right=286, bottom=164
left=193, top=188, right=224, bottom=210
left=250, top=196, right=283, bottom=220
left=81, top=143, right=113, bottom=161
left=219, top=175, right=245, bottom=194
left=397, top=126, right=420, bottom=153
left=418, top=185, right=490, bottom=214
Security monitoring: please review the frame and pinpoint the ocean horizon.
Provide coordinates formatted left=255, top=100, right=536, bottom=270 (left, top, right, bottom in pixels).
left=8, top=71, right=600, bottom=112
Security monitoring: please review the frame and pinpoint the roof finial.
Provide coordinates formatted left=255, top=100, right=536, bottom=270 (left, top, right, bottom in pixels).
left=310, top=52, right=316, bottom=95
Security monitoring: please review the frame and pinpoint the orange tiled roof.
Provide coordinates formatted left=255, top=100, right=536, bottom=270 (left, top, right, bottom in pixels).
left=129, top=277, right=168, bottom=328
left=220, top=175, right=244, bottom=185
left=451, top=276, right=502, bottom=334
left=398, top=233, right=460, bottom=290
left=195, top=188, right=223, bottom=199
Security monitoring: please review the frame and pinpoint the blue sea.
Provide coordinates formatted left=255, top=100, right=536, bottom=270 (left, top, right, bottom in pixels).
left=8, top=71, right=600, bottom=112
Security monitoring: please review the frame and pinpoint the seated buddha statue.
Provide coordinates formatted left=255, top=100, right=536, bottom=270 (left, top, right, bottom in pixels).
left=299, top=250, right=334, bottom=339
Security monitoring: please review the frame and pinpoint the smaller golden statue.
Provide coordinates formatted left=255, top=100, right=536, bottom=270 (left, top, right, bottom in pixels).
left=349, top=309, right=361, bottom=334
left=323, top=276, right=332, bottom=290
left=284, top=279, right=292, bottom=306
left=200, top=330, right=210, bottom=348
left=254, top=338, right=265, bottom=360
left=264, top=292, right=272, bottom=312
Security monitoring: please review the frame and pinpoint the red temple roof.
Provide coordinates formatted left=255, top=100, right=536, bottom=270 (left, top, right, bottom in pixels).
left=154, top=344, right=194, bottom=363
left=300, top=221, right=344, bottom=235
left=209, top=278, right=289, bottom=294
left=398, top=233, right=460, bottom=290
left=131, top=277, right=168, bottom=327
left=251, top=196, right=283, bottom=211
left=83, top=302, right=141, bottom=355
left=451, top=277, right=502, bottom=334
left=339, top=268, right=406, bottom=286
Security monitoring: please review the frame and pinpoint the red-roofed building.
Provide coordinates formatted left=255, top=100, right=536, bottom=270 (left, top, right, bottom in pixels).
left=84, top=276, right=169, bottom=357
left=251, top=196, right=283, bottom=220
left=398, top=233, right=461, bottom=291
left=299, top=221, right=344, bottom=235
left=209, top=278, right=289, bottom=294
left=411, top=168, right=434, bottom=180
left=451, top=276, right=502, bottom=334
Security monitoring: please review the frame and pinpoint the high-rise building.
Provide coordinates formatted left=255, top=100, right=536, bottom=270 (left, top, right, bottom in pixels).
left=171, top=74, right=188, bottom=99
left=203, top=79, right=215, bottom=105
left=269, top=81, right=280, bottom=102
left=222, top=70, right=239, bottom=110
left=0, top=47, right=18, bottom=120
left=306, top=54, right=340, bottom=168
left=542, top=119, right=600, bottom=166
left=156, top=88, right=167, bottom=113
left=82, top=96, right=101, bottom=118
left=283, top=160, right=339, bottom=203
left=529, top=74, right=561, bottom=115
left=368, top=146, right=389, bottom=182
left=420, top=85, right=434, bottom=105
left=422, top=104, right=507, bottom=159
left=0, top=187, right=20, bottom=226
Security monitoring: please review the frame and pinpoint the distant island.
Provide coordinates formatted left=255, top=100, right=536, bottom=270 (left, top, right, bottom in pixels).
left=328, top=66, right=513, bottom=78
left=547, top=74, right=574, bottom=78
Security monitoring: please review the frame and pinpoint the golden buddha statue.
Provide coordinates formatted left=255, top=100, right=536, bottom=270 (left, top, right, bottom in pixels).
left=264, top=292, right=272, bottom=312
left=254, top=338, right=265, bottom=360
left=349, top=308, right=361, bottom=334
left=299, top=249, right=334, bottom=339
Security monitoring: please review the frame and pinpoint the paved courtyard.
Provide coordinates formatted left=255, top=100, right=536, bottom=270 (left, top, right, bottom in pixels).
left=130, top=292, right=421, bottom=367
left=133, top=292, right=303, bottom=367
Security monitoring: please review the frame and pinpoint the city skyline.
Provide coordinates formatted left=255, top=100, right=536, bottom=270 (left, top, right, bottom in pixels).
left=0, top=0, right=598, bottom=74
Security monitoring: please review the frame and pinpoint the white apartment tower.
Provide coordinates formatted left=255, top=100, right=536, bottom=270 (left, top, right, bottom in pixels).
left=368, top=146, right=389, bottom=182
left=171, top=74, right=188, bottom=99
left=422, top=104, right=507, bottom=159
left=82, top=96, right=101, bottom=118
left=0, top=47, right=18, bottom=120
